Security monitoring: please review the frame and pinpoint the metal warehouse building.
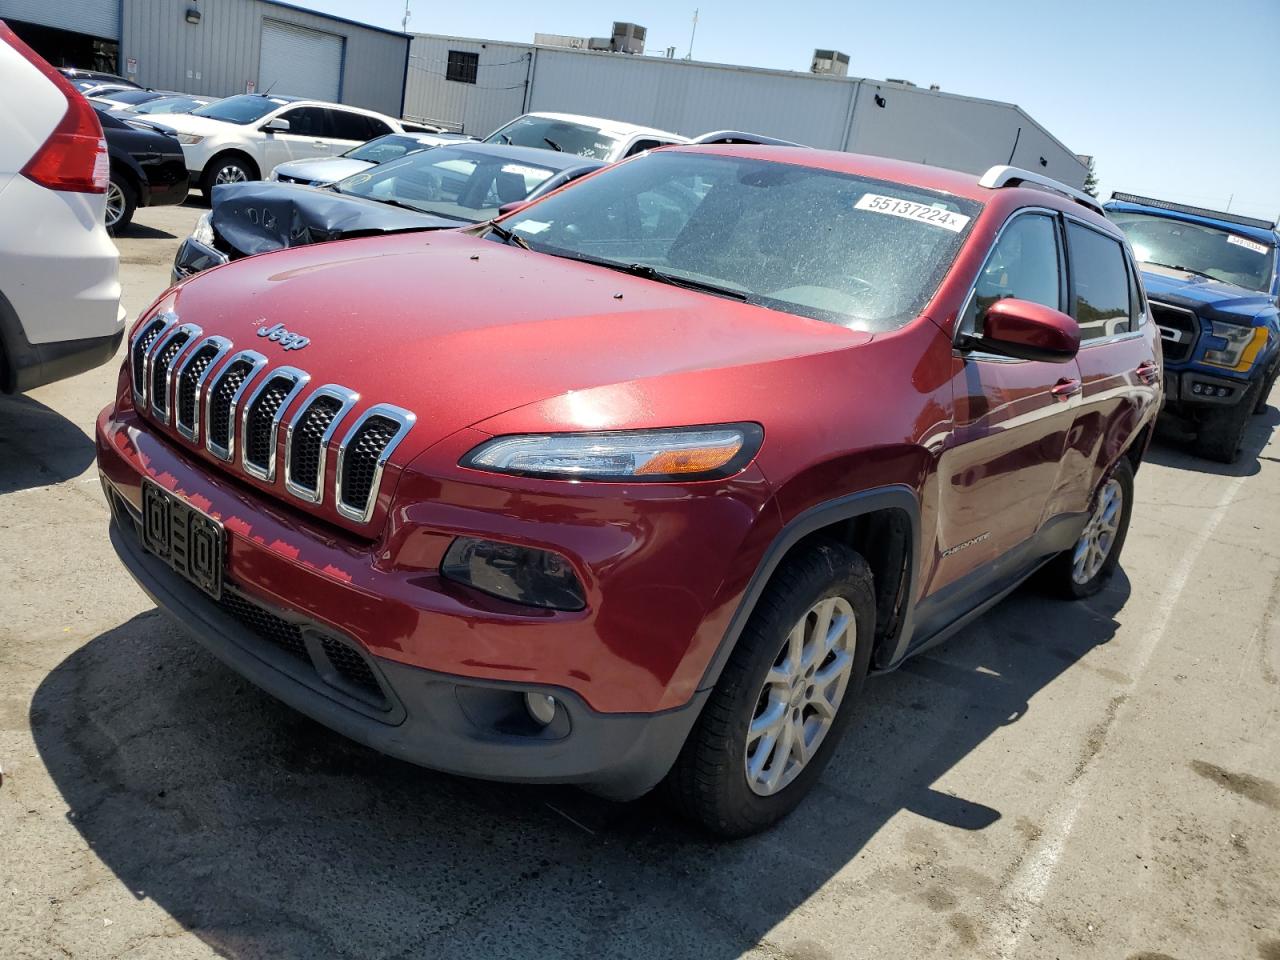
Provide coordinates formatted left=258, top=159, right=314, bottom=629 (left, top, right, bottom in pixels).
left=405, top=34, right=1087, bottom=187
left=0, top=0, right=409, bottom=116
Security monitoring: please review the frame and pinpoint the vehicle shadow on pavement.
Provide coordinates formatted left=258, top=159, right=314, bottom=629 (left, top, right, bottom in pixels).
left=30, top=573, right=1130, bottom=959
left=1144, top=404, right=1279, bottom=478
left=113, top=222, right=177, bottom=241
left=0, top=394, right=96, bottom=495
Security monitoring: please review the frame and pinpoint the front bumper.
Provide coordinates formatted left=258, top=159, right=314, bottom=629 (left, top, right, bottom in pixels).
left=171, top=236, right=230, bottom=284
left=1163, top=367, right=1254, bottom=409
left=104, top=486, right=705, bottom=799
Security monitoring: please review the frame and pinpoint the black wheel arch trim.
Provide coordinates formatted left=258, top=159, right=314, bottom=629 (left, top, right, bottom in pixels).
left=697, top=484, right=921, bottom=693
left=108, top=150, right=148, bottom=206
left=203, top=149, right=260, bottom=184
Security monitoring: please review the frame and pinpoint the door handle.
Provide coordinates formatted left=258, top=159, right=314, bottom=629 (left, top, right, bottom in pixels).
left=1135, top=360, right=1161, bottom=385
left=1051, top=377, right=1082, bottom=400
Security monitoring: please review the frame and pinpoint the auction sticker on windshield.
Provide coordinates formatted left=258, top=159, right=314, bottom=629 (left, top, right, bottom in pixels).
left=855, top=194, right=971, bottom=233
left=1227, top=234, right=1270, bottom=256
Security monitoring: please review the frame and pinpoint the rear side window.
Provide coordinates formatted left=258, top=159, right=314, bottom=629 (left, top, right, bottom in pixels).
left=1067, top=223, right=1133, bottom=340
left=963, top=213, right=1062, bottom=334
left=327, top=110, right=373, bottom=142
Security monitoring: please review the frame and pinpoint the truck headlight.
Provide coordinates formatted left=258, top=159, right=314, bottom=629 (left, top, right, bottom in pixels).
left=1203, top=322, right=1267, bottom=371
left=461, top=424, right=762, bottom=481
left=190, top=211, right=215, bottom=248
left=176, top=133, right=204, bottom=145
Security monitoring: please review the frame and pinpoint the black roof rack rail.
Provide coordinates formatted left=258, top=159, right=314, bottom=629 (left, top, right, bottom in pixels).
left=690, top=130, right=809, bottom=147
left=1108, top=192, right=1276, bottom=231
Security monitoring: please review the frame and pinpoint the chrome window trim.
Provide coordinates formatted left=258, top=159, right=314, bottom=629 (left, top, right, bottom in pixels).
left=953, top=206, right=1061, bottom=365
left=130, top=312, right=177, bottom=407
left=205, top=350, right=267, bottom=462
left=284, top=384, right=360, bottom=505
left=334, top=404, right=416, bottom=525
left=150, top=323, right=202, bottom=425
left=240, top=366, right=312, bottom=483
left=173, top=335, right=233, bottom=442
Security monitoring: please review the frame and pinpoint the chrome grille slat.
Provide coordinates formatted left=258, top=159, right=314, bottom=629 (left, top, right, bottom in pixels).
left=241, top=366, right=311, bottom=482
left=284, top=385, right=359, bottom=504
left=129, top=312, right=176, bottom=407
left=149, top=324, right=201, bottom=424
left=204, top=350, right=267, bottom=462
left=335, top=405, right=416, bottom=524
left=174, top=335, right=232, bottom=442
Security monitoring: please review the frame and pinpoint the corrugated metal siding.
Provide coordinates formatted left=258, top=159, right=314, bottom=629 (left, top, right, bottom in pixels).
left=259, top=19, right=343, bottom=102
left=0, top=0, right=119, bottom=40
left=119, top=0, right=407, bottom=115
left=403, top=34, right=1085, bottom=184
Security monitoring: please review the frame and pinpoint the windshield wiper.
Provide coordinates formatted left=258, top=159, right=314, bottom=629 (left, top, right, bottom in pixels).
left=555, top=254, right=748, bottom=300
left=543, top=137, right=563, bottom=152
left=486, top=221, right=531, bottom=250
left=1143, top=260, right=1220, bottom=282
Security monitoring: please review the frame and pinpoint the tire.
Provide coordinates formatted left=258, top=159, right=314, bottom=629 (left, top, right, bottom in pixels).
left=105, top=172, right=136, bottom=233
left=1193, top=380, right=1260, bottom=463
left=199, top=153, right=257, bottom=198
left=1254, top=364, right=1278, bottom=415
left=1046, top=457, right=1134, bottom=600
left=665, top=541, right=875, bottom=838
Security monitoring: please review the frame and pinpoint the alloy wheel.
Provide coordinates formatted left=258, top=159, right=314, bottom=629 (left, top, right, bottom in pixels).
left=1072, top=477, right=1123, bottom=584
left=214, top=164, right=248, bottom=185
left=104, top=181, right=125, bottom=228
left=744, top=595, right=856, bottom=796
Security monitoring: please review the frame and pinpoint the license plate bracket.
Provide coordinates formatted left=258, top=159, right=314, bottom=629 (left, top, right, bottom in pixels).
left=141, top=480, right=225, bottom=600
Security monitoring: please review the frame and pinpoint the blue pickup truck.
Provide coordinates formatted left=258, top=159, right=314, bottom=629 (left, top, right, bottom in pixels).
left=1105, top=193, right=1280, bottom=462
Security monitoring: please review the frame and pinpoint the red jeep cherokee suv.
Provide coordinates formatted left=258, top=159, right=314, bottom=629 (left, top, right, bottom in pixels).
left=97, top=147, right=1161, bottom=836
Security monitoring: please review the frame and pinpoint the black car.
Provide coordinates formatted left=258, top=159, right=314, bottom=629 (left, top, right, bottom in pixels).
left=59, top=67, right=140, bottom=90
left=172, top=141, right=605, bottom=281
left=94, top=107, right=189, bottom=231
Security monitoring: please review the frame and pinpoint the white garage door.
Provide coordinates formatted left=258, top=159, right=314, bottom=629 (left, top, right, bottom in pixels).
left=259, top=20, right=343, bottom=102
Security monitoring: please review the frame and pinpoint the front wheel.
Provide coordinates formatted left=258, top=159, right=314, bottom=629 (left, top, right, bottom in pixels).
left=1194, top=380, right=1259, bottom=463
left=665, top=541, right=875, bottom=837
left=1046, top=457, right=1134, bottom=599
left=200, top=155, right=255, bottom=198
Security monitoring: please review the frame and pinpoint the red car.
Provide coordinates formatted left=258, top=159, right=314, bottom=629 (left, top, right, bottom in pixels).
left=97, top=146, right=1161, bottom=836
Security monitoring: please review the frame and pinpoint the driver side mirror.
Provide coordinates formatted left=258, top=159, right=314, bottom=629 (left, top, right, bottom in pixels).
left=965, top=298, right=1080, bottom=363
left=261, top=117, right=291, bottom=133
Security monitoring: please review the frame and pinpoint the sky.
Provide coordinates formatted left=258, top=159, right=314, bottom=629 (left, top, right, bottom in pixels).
left=302, top=0, right=1280, bottom=220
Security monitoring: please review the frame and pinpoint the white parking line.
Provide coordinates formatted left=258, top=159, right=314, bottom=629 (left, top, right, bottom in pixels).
left=991, top=467, right=1249, bottom=959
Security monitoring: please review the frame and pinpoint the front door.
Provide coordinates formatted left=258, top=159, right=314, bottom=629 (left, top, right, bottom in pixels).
left=924, top=211, right=1083, bottom=613
left=261, top=106, right=333, bottom=174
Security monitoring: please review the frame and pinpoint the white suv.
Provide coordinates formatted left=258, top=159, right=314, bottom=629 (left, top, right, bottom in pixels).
left=145, top=94, right=406, bottom=196
left=0, top=23, right=123, bottom=394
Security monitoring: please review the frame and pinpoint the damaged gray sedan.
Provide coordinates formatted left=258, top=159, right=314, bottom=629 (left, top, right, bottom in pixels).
left=172, top=142, right=605, bottom=282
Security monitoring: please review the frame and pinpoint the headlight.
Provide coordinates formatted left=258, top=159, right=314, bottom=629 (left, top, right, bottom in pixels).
left=190, top=211, right=215, bottom=247
left=269, top=168, right=280, bottom=181
left=461, top=424, right=763, bottom=481
left=1204, top=322, right=1267, bottom=370
left=176, top=133, right=204, bottom=145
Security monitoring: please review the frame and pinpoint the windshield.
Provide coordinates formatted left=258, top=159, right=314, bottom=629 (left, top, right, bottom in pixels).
left=334, top=147, right=559, bottom=222
left=1111, top=212, right=1276, bottom=294
left=498, top=152, right=979, bottom=330
left=133, top=96, right=206, bottom=115
left=485, top=116, right=621, bottom=161
left=192, top=95, right=291, bottom=125
left=343, top=135, right=432, bottom=164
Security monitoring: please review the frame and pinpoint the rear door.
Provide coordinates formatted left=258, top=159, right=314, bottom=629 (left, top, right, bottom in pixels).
left=262, top=105, right=332, bottom=171
left=326, top=109, right=381, bottom=154
left=1062, top=220, right=1161, bottom=505
left=929, top=210, right=1084, bottom=600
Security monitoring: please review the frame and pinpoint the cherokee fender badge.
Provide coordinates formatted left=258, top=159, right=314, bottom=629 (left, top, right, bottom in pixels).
left=256, top=321, right=310, bottom=351
left=941, top=531, right=990, bottom=558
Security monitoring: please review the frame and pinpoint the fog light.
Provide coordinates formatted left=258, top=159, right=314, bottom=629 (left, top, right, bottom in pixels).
left=441, top=537, right=586, bottom=610
left=524, top=692, right=557, bottom=726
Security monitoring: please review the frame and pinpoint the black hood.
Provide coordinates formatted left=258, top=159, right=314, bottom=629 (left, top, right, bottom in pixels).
left=209, top=182, right=459, bottom=258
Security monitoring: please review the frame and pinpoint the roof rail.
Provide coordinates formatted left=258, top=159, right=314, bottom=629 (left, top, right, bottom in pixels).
left=979, top=165, right=1106, bottom=218
left=691, top=130, right=808, bottom=147
left=1109, top=192, right=1277, bottom=232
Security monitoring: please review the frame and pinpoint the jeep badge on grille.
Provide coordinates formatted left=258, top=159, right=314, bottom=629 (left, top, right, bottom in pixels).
left=256, top=321, right=310, bottom=351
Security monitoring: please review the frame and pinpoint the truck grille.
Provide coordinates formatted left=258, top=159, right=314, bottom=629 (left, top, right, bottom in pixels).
left=128, top=327, right=413, bottom=527
left=1150, top=301, right=1199, bottom=364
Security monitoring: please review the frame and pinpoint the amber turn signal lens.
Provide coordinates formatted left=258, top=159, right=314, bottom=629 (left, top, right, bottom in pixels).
left=633, top=438, right=743, bottom=476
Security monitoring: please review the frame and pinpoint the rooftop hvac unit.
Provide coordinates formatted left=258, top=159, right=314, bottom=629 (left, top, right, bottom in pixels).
left=611, top=22, right=646, bottom=54
left=811, top=49, right=850, bottom=76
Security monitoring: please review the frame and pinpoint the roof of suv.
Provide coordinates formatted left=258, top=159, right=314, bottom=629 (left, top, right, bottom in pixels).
left=524, top=111, right=687, bottom=142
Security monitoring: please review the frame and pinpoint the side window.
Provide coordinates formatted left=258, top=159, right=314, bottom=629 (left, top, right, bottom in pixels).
left=1124, top=252, right=1147, bottom=325
left=1066, top=223, right=1133, bottom=340
left=327, top=110, right=372, bottom=142
left=279, top=107, right=327, bottom=138
left=963, top=213, right=1062, bottom=334
left=365, top=116, right=393, bottom=138
left=625, top=138, right=662, bottom=158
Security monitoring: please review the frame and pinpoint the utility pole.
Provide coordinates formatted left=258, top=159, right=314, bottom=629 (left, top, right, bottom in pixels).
left=402, top=0, right=411, bottom=33
left=686, top=9, right=698, bottom=60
